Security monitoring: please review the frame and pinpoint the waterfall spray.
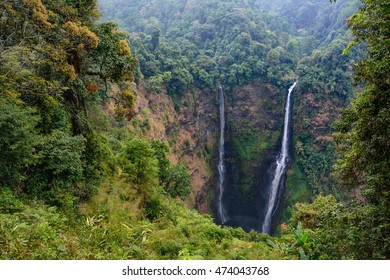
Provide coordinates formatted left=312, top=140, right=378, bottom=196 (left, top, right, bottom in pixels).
left=218, top=86, right=227, bottom=224
left=262, top=81, right=297, bottom=234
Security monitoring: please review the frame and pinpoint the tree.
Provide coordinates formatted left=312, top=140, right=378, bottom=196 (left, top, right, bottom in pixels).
left=0, top=0, right=137, bottom=205
left=163, top=164, right=191, bottom=199
left=0, top=97, right=40, bottom=188
left=120, top=139, right=159, bottom=186
left=28, top=130, right=86, bottom=207
left=150, top=140, right=170, bottom=184
left=337, top=0, right=390, bottom=207
left=334, top=0, right=390, bottom=258
left=90, top=22, right=137, bottom=86
left=151, top=28, right=161, bottom=51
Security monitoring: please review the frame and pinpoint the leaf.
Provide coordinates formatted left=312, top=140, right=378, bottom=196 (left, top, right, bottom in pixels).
left=121, top=223, right=134, bottom=236
left=266, top=239, right=279, bottom=250
left=299, top=247, right=308, bottom=260
left=300, top=233, right=308, bottom=245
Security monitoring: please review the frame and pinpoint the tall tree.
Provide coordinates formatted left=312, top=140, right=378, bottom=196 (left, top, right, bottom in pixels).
left=335, top=0, right=390, bottom=257
left=0, top=0, right=136, bottom=204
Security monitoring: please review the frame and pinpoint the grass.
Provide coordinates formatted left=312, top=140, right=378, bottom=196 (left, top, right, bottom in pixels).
left=0, top=177, right=299, bottom=260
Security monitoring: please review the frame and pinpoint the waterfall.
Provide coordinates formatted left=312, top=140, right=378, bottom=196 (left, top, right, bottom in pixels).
left=218, top=86, right=227, bottom=224
left=262, top=81, right=298, bottom=234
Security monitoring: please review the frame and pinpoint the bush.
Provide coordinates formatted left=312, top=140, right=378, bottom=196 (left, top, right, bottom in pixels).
left=0, top=97, right=41, bottom=188
left=119, top=139, right=159, bottom=186
left=163, top=164, right=191, bottom=199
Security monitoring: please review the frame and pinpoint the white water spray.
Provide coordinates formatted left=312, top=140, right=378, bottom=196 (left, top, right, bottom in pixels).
left=262, top=81, right=297, bottom=234
left=218, top=86, right=227, bottom=224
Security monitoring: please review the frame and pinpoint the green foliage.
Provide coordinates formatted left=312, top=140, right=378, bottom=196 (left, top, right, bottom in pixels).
left=333, top=0, right=390, bottom=259
left=119, top=139, right=192, bottom=199
left=295, top=140, right=339, bottom=196
left=91, top=22, right=137, bottom=83
left=297, top=40, right=355, bottom=98
left=336, top=0, right=390, bottom=199
left=0, top=188, right=25, bottom=214
left=163, top=164, right=191, bottom=199
left=266, top=220, right=311, bottom=260
left=100, top=0, right=298, bottom=92
left=150, top=140, right=170, bottom=183
left=143, top=194, right=164, bottom=221
left=38, top=131, right=85, bottom=186
left=0, top=97, right=41, bottom=188
left=232, top=136, right=271, bottom=161
left=26, top=130, right=86, bottom=206
left=0, top=0, right=137, bottom=205
left=255, top=0, right=360, bottom=47
left=290, top=195, right=389, bottom=259
left=282, top=161, right=311, bottom=222
left=0, top=181, right=293, bottom=260
left=1, top=0, right=388, bottom=261
left=119, top=139, right=159, bottom=186
left=0, top=204, right=71, bottom=260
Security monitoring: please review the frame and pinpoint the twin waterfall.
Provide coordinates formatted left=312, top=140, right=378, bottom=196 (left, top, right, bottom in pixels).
left=217, top=86, right=227, bottom=224
left=216, top=82, right=297, bottom=233
left=262, top=81, right=298, bottom=234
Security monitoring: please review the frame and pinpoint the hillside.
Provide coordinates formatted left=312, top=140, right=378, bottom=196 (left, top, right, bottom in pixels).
left=0, top=0, right=389, bottom=260
left=98, top=0, right=361, bottom=229
left=0, top=0, right=297, bottom=260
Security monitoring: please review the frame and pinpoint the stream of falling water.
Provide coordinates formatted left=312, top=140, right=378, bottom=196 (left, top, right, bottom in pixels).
left=218, top=86, right=227, bottom=224
left=262, top=81, right=298, bottom=234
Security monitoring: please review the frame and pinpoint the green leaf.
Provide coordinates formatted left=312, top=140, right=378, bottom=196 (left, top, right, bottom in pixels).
left=299, top=247, right=308, bottom=260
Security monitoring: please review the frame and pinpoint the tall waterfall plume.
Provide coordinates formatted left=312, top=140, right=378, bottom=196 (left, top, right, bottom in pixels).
left=218, top=86, right=227, bottom=224
left=262, top=81, right=298, bottom=234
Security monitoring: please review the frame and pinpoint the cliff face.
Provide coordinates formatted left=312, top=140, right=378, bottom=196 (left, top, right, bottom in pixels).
left=126, top=80, right=286, bottom=220
left=291, top=87, right=347, bottom=196
left=175, top=89, right=219, bottom=213
left=126, top=83, right=218, bottom=213
left=126, top=80, right=346, bottom=231
left=222, top=81, right=285, bottom=231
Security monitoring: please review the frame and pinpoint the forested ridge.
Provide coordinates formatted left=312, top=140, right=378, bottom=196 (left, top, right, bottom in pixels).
left=0, top=0, right=389, bottom=260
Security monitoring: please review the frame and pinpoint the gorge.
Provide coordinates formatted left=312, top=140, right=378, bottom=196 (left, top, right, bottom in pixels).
left=1, top=0, right=388, bottom=261
left=98, top=0, right=363, bottom=236
left=219, top=81, right=298, bottom=234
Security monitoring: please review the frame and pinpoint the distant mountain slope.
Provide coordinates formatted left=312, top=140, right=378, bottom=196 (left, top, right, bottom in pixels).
left=99, top=0, right=298, bottom=92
